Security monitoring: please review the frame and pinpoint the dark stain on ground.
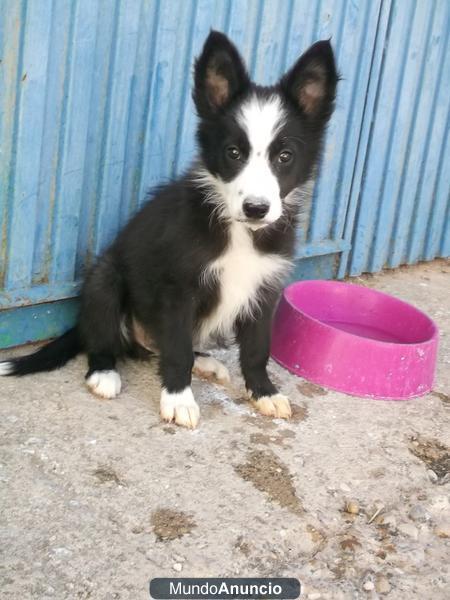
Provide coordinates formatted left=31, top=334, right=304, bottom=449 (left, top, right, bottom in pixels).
left=151, top=508, right=196, bottom=541
left=340, top=535, right=361, bottom=552
left=369, top=467, right=386, bottom=479
left=431, top=390, right=450, bottom=406
left=92, top=466, right=127, bottom=487
left=279, top=429, right=296, bottom=439
left=290, top=403, right=309, bottom=422
left=242, top=415, right=278, bottom=430
left=163, top=426, right=176, bottom=435
left=307, top=523, right=326, bottom=546
left=233, top=395, right=248, bottom=406
left=296, top=381, right=328, bottom=398
left=375, top=533, right=397, bottom=562
left=234, top=536, right=251, bottom=556
left=409, top=435, right=450, bottom=482
left=250, top=429, right=295, bottom=447
left=201, top=399, right=225, bottom=418
left=242, top=403, right=307, bottom=428
left=250, top=433, right=284, bottom=447
left=235, top=449, right=303, bottom=515
left=330, top=530, right=363, bottom=580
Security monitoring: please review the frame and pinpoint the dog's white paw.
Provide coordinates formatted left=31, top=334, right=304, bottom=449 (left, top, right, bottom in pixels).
left=86, top=370, right=122, bottom=399
left=160, top=387, right=200, bottom=429
left=253, top=393, right=292, bottom=419
left=193, top=355, right=231, bottom=384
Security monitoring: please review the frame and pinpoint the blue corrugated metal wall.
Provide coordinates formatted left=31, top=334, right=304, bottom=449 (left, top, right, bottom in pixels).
left=342, top=0, right=450, bottom=277
left=0, top=0, right=449, bottom=348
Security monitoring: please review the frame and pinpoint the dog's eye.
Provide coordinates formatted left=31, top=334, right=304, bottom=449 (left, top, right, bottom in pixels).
left=278, top=150, right=293, bottom=163
left=226, top=146, right=241, bottom=160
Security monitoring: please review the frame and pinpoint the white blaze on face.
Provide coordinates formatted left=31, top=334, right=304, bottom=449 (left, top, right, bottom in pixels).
left=229, top=95, right=285, bottom=224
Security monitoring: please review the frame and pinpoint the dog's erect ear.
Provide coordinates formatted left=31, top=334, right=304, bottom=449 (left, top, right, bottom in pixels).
left=280, top=40, right=338, bottom=120
left=193, top=31, right=250, bottom=117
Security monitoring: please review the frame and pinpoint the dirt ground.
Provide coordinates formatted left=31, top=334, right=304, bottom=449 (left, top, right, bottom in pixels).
left=1, top=260, right=449, bottom=599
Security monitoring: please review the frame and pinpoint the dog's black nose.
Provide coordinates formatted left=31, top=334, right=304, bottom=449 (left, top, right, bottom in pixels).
left=242, top=197, right=270, bottom=220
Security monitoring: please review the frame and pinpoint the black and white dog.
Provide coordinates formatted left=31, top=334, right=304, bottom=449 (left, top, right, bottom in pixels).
left=0, top=32, right=337, bottom=428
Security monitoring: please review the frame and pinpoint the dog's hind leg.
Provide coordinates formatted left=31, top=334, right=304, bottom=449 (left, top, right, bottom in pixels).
left=79, top=253, right=125, bottom=399
left=193, top=354, right=231, bottom=384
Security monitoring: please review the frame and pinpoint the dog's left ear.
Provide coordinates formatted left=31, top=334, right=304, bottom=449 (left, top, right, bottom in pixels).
left=193, top=31, right=250, bottom=118
left=280, top=40, right=338, bottom=120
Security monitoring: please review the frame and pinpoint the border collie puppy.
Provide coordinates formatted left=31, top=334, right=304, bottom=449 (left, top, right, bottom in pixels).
left=0, top=32, right=337, bottom=428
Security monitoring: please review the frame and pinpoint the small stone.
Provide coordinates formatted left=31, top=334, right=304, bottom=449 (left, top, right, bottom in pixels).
left=52, top=547, right=72, bottom=557
left=370, top=467, right=385, bottom=478
left=375, top=575, right=391, bottom=594
left=427, top=469, right=438, bottom=483
left=363, top=580, right=374, bottom=591
left=382, top=514, right=397, bottom=530
left=345, top=500, right=360, bottom=515
left=340, top=483, right=351, bottom=493
left=25, top=437, right=42, bottom=445
left=145, top=552, right=164, bottom=567
left=131, top=526, right=143, bottom=534
left=172, top=554, right=185, bottom=562
left=408, top=504, right=430, bottom=523
left=429, top=495, right=450, bottom=512
left=308, top=593, right=322, bottom=600
left=173, top=563, right=183, bottom=572
left=434, top=522, right=450, bottom=538
left=398, top=523, right=419, bottom=540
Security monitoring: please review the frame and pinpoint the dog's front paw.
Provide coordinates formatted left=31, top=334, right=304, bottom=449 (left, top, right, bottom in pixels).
left=253, top=393, right=292, bottom=419
left=160, top=388, right=200, bottom=429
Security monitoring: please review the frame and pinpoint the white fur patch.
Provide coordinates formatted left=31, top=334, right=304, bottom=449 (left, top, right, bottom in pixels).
left=235, top=96, right=285, bottom=223
left=0, top=361, right=13, bottom=376
left=197, top=222, right=291, bottom=344
left=160, top=387, right=200, bottom=429
left=194, top=95, right=286, bottom=225
left=193, top=355, right=230, bottom=383
left=86, top=370, right=122, bottom=399
left=238, top=95, right=285, bottom=155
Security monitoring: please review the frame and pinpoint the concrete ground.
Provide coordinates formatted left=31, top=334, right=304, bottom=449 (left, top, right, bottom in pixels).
left=1, top=260, right=449, bottom=600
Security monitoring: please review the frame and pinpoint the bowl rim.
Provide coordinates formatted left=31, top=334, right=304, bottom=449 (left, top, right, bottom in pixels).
left=281, top=279, right=439, bottom=348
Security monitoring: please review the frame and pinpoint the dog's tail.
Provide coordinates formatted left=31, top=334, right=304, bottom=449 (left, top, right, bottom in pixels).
left=0, top=327, right=81, bottom=377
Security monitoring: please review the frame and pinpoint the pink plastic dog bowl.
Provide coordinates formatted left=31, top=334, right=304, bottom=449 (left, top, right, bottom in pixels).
left=271, top=280, right=438, bottom=399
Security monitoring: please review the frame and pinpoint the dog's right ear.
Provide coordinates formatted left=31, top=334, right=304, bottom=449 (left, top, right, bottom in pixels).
left=193, top=31, right=250, bottom=118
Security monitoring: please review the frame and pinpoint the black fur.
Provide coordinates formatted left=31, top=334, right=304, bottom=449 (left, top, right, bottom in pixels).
left=1, top=328, right=80, bottom=376
left=1, top=31, right=337, bottom=414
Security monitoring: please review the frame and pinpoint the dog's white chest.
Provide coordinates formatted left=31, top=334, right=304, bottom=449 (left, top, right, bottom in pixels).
left=197, top=224, right=290, bottom=345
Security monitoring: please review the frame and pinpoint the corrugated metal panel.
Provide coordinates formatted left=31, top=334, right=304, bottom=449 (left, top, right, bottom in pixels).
left=0, top=0, right=449, bottom=347
left=346, top=0, right=450, bottom=276
left=0, top=0, right=379, bottom=313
